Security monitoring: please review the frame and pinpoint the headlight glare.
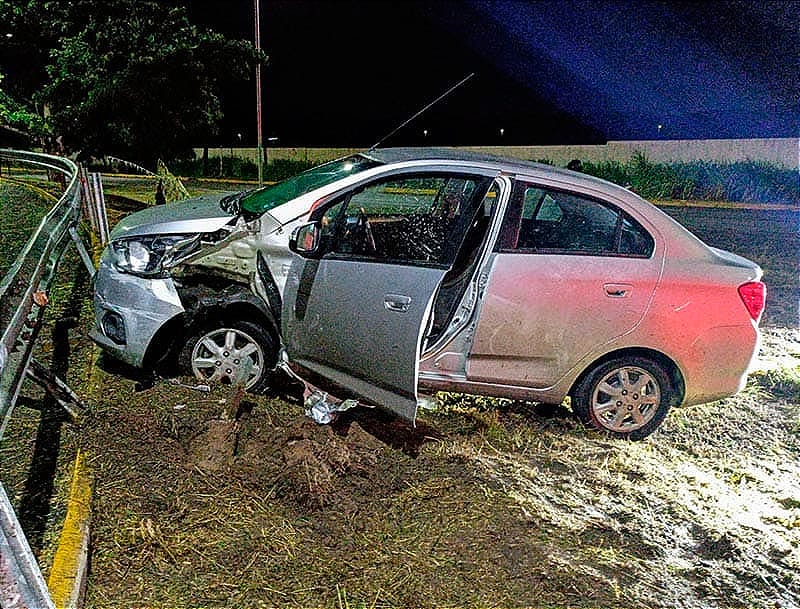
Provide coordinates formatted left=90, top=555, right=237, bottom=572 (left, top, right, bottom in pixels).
left=126, top=240, right=151, bottom=272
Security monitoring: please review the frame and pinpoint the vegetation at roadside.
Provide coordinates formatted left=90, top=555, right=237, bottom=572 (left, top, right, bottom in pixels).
left=0, top=179, right=59, bottom=275
left=577, top=153, right=798, bottom=204
left=168, top=157, right=318, bottom=182
left=0, top=71, right=46, bottom=138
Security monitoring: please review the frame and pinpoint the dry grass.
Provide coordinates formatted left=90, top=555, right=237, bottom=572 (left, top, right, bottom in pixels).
left=67, top=322, right=800, bottom=608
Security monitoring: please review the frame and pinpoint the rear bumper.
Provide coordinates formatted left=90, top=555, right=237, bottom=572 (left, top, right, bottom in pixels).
left=680, top=323, right=761, bottom=406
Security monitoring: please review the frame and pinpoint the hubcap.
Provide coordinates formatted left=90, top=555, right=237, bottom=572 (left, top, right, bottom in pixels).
left=591, top=366, right=660, bottom=433
left=190, top=328, right=263, bottom=388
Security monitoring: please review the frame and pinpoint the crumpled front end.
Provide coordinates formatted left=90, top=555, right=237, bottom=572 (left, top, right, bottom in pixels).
left=91, top=206, right=293, bottom=372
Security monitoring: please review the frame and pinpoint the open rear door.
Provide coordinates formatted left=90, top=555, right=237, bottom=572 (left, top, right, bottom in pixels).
left=282, top=171, right=494, bottom=423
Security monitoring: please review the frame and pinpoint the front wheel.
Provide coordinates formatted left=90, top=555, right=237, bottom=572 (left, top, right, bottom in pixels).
left=571, top=356, right=675, bottom=440
left=180, top=320, right=276, bottom=393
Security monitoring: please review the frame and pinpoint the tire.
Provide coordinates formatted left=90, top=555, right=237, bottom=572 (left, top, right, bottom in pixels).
left=571, top=356, right=675, bottom=440
left=180, top=320, right=276, bottom=393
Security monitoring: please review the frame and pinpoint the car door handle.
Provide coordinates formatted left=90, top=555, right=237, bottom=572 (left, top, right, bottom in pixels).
left=384, top=294, right=412, bottom=312
left=604, top=283, right=632, bottom=298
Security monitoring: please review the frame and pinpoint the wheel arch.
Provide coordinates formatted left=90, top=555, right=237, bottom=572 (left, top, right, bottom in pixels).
left=568, top=347, right=686, bottom=407
left=142, top=282, right=280, bottom=370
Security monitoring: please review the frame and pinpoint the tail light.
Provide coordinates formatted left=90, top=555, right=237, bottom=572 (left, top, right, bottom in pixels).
left=738, top=281, right=766, bottom=321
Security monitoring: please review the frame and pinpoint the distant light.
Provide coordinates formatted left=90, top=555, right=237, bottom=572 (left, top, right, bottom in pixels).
left=499, top=127, right=505, bottom=137
left=343, top=162, right=354, bottom=171
left=5, top=33, right=12, bottom=38
left=423, top=129, right=428, bottom=138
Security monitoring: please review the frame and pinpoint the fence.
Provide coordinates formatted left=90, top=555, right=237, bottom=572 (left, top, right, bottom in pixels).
left=0, top=149, right=90, bottom=609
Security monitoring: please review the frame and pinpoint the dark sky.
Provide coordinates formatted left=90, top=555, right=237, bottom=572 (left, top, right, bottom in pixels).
left=188, top=0, right=799, bottom=147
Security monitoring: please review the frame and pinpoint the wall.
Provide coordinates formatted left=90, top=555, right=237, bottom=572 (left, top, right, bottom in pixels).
left=195, top=137, right=799, bottom=169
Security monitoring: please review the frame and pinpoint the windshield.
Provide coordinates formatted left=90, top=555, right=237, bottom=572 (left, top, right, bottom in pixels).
left=238, top=154, right=381, bottom=215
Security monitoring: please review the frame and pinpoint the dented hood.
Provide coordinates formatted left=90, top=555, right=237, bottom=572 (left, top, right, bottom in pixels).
left=110, top=194, right=235, bottom=240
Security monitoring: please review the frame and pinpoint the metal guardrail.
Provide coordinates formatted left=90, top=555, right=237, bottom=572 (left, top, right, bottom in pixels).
left=0, top=150, right=82, bottom=436
left=0, top=149, right=86, bottom=609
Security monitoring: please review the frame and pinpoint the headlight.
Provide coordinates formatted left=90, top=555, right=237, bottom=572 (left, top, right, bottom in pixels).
left=108, top=235, right=192, bottom=276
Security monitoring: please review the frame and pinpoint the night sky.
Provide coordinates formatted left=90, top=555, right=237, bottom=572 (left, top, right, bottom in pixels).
left=188, top=0, right=799, bottom=147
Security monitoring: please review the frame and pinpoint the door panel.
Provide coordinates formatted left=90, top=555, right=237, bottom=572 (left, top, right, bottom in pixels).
left=283, top=259, right=446, bottom=421
left=282, top=172, right=494, bottom=423
left=468, top=253, right=660, bottom=387
left=467, top=180, right=662, bottom=388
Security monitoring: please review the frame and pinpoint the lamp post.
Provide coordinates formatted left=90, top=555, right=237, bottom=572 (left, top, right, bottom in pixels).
left=255, top=0, right=263, bottom=186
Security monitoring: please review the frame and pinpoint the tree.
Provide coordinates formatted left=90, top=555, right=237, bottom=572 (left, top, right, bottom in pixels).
left=0, top=0, right=263, bottom=164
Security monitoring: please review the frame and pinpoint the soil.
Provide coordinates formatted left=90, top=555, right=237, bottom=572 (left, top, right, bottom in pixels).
left=73, top=326, right=800, bottom=608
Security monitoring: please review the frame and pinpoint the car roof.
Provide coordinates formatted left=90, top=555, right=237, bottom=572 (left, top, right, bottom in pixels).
left=363, top=146, right=615, bottom=189
left=364, top=146, right=550, bottom=170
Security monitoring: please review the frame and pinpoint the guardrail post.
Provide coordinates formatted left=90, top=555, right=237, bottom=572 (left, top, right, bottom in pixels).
left=89, top=173, right=109, bottom=246
left=68, top=227, right=96, bottom=279
left=78, top=168, right=97, bottom=236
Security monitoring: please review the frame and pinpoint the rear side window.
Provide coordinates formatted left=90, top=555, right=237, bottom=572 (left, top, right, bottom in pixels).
left=499, top=181, right=654, bottom=257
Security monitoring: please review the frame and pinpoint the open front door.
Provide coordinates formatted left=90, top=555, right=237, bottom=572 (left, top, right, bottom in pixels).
left=282, top=171, right=493, bottom=423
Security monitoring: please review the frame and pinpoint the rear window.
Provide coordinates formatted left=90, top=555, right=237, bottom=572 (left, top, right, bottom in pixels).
left=240, top=155, right=381, bottom=214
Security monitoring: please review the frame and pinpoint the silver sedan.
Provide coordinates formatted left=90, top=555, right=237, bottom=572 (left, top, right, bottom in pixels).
left=282, top=149, right=765, bottom=439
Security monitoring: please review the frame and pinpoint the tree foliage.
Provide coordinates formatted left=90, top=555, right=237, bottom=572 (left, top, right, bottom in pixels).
left=0, top=0, right=263, bottom=164
left=0, top=71, right=46, bottom=138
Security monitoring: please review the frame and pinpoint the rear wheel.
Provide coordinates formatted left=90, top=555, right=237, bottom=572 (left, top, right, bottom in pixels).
left=180, top=320, right=276, bottom=392
left=572, top=356, right=674, bottom=440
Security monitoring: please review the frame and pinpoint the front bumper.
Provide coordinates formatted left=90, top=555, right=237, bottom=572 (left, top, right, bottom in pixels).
left=90, top=258, right=185, bottom=368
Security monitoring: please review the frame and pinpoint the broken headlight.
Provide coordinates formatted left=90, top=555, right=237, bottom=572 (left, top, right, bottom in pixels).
left=108, top=235, right=194, bottom=277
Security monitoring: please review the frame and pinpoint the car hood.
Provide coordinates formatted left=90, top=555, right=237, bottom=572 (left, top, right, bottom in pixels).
left=110, top=194, right=236, bottom=240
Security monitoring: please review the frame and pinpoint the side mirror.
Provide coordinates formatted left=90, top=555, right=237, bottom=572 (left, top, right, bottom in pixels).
left=289, top=222, right=321, bottom=257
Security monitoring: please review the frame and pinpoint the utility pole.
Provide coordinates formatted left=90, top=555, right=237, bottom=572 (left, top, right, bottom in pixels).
left=255, top=0, right=263, bottom=186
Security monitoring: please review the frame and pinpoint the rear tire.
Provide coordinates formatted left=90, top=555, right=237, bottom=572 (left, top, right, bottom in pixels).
left=180, top=320, right=276, bottom=393
left=572, top=356, right=674, bottom=440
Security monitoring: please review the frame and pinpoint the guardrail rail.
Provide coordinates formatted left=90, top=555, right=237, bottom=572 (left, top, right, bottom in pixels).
left=0, top=149, right=91, bottom=609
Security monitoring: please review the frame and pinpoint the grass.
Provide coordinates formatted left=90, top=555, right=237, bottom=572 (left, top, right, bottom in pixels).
left=69, top=328, right=800, bottom=607
left=96, top=156, right=319, bottom=183
left=579, top=153, right=798, bottom=205
left=0, top=177, right=59, bottom=276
